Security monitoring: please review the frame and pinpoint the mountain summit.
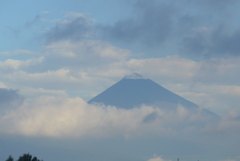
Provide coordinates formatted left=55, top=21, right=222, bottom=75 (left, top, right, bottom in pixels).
left=88, top=74, right=198, bottom=109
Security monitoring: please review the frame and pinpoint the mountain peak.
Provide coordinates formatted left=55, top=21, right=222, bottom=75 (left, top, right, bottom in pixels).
left=124, top=73, right=144, bottom=79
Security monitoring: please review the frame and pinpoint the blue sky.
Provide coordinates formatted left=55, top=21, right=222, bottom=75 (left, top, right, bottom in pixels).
left=1, top=0, right=240, bottom=161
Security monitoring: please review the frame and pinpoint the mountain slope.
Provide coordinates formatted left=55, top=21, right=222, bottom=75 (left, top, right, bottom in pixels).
left=88, top=77, right=198, bottom=109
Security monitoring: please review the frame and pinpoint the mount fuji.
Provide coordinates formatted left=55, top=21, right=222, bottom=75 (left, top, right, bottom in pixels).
left=88, top=73, right=217, bottom=117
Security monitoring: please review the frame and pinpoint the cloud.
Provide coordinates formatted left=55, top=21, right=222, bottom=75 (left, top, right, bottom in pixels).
left=0, top=94, right=239, bottom=161
left=100, top=0, right=175, bottom=47
left=0, top=50, right=39, bottom=56
left=0, top=40, right=131, bottom=100
left=127, top=56, right=240, bottom=86
left=189, top=0, right=239, bottom=9
left=1, top=42, right=240, bottom=113
left=181, top=24, right=240, bottom=57
left=95, top=0, right=240, bottom=56
left=35, top=40, right=130, bottom=74
left=43, top=40, right=130, bottom=60
left=38, top=1, right=240, bottom=59
left=125, top=56, right=240, bottom=114
left=147, top=156, right=171, bottom=161
left=41, top=11, right=50, bottom=14
left=0, top=82, right=7, bottom=88
left=127, top=56, right=197, bottom=82
left=64, top=11, right=89, bottom=19
left=210, top=27, right=240, bottom=56
left=209, top=110, right=240, bottom=133
left=0, top=88, right=23, bottom=110
left=0, top=95, right=237, bottom=139
left=44, top=14, right=94, bottom=43
left=25, top=15, right=41, bottom=27
left=40, top=2, right=176, bottom=50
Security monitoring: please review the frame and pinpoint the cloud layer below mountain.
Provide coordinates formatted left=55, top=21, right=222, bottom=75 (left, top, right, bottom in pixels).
left=0, top=95, right=239, bottom=140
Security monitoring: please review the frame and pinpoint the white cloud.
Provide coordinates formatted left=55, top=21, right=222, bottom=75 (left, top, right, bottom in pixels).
left=0, top=50, right=39, bottom=56
left=127, top=55, right=198, bottom=82
left=162, top=83, right=240, bottom=115
left=64, top=12, right=91, bottom=19
left=0, top=59, right=24, bottom=70
left=0, top=57, right=43, bottom=73
left=211, top=110, right=240, bottom=133
left=41, top=11, right=50, bottom=14
left=147, top=156, right=171, bottom=161
left=43, top=40, right=131, bottom=60
left=0, top=82, right=7, bottom=88
left=19, top=87, right=68, bottom=98
left=0, top=95, right=238, bottom=139
left=127, top=56, right=240, bottom=86
left=0, top=96, right=153, bottom=138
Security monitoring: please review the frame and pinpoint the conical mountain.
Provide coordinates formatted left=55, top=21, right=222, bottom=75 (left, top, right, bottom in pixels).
left=88, top=73, right=198, bottom=109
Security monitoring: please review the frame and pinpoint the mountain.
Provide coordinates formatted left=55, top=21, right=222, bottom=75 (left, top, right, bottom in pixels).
left=88, top=73, right=218, bottom=117
left=88, top=74, right=194, bottom=108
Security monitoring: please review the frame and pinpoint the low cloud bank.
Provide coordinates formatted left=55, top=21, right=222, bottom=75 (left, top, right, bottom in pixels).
left=0, top=95, right=239, bottom=139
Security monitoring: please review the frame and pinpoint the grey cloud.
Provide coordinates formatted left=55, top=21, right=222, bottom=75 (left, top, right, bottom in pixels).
left=181, top=33, right=209, bottom=57
left=100, top=0, right=175, bottom=47
left=101, top=0, right=240, bottom=57
left=142, top=111, right=158, bottom=123
left=0, top=88, right=23, bottom=109
left=191, top=0, right=239, bottom=8
left=211, top=26, right=240, bottom=56
left=45, top=16, right=94, bottom=43
left=40, top=0, right=240, bottom=59
left=42, top=0, right=176, bottom=47
left=181, top=25, right=240, bottom=57
left=99, top=0, right=238, bottom=48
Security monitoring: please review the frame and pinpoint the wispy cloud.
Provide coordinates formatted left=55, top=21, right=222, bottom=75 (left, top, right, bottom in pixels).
left=25, top=15, right=41, bottom=28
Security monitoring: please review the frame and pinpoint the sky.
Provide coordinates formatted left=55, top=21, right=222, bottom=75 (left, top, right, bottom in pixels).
left=0, top=0, right=240, bottom=161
